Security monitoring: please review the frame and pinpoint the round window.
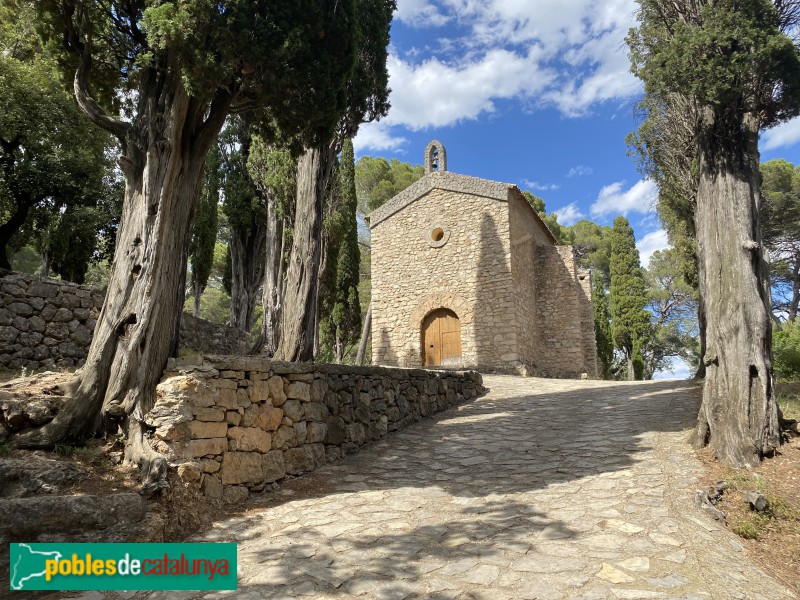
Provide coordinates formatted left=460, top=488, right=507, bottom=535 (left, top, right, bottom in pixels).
left=427, top=224, right=450, bottom=248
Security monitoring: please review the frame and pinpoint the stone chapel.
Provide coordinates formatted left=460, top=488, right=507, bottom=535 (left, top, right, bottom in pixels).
left=368, top=141, right=598, bottom=377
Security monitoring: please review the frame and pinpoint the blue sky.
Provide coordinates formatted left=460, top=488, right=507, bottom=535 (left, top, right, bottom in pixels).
left=353, top=1, right=800, bottom=377
left=355, top=1, right=800, bottom=260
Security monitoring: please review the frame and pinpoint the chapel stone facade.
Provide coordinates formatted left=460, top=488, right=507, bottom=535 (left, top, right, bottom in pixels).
left=368, top=141, right=598, bottom=377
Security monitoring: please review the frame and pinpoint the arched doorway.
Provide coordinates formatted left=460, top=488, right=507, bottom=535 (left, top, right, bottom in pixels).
left=422, top=308, right=461, bottom=366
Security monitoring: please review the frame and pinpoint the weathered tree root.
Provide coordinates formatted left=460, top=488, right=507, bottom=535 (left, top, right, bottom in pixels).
left=125, top=418, right=170, bottom=497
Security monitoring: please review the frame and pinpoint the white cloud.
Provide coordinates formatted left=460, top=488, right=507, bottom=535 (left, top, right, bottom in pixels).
left=379, top=0, right=643, bottom=138
left=385, top=48, right=556, bottom=131
left=590, top=179, right=657, bottom=217
left=637, top=228, right=669, bottom=268
left=761, top=117, right=800, bottom=151
left=653, top=359, right=692, bottom=380
left=395, top=0, right=452, bottom=28
left=353, top=121, right=408, bottom=154
left=522, top=179, right=560, bottom=191
left=566, top=165, right=593, bottom=178
left=553, top=202, right=584, bottom=226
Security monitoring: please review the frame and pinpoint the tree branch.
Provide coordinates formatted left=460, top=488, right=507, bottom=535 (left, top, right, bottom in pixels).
left=73, top=43, right=130, bottom=147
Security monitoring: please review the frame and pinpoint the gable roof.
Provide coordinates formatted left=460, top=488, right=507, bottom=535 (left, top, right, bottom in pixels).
left=367, top=170, right=557, bottom=244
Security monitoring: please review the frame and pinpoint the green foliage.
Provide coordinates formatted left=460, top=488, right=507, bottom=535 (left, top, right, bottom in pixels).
left=190, top=143, right=221, bottom=303
left=39, top=0, right=367, bottom=149
left=644, top=248, right=700, bottom=377
left=610, top=217, right=650, bottom=360
left=773, top=320, right=800, bottom=380
left=355, top=156, right=424, bottom=214
left=0, top=443, right=10, bottom=456
left=0, top=49, right=111, bottom=269
left=330, top=139, right=362, bottom=354
left=593, top=276, right=614, bottom=379
left=183, top=287, right=231, bottom=326
left=569, top=220, right=614, bottom=284
left=629, top=0, right=800, bottom=129
left=760, top=159, right=800, bottom=320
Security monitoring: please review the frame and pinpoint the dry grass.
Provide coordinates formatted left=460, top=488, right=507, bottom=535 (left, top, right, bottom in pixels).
left=698, top=395, right=800, bottom=596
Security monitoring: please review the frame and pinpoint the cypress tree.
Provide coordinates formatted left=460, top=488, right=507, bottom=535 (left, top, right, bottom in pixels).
left=331, top=139, right=362, bottom=362
left=189, top=144, right=221, bottom=317
left=592, top=275, right=614, bottom=379
left=610, top=216, right=650, bottom=380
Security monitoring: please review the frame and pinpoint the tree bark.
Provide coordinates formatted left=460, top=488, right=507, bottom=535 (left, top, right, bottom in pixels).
left=0, top=201, right=32, bottom=270
left=275, top=145, right=335, bottom=362
left=691, top=109, right=780, bottom=466
left=193, top=279, right=202, bottom=318
left=12, top=63, right=230, bottom=493
left=255, top=191, right=287, bottom=356
left=356, top=300, right=372, bottom=366
left=229, top=223, right=266, bottom=333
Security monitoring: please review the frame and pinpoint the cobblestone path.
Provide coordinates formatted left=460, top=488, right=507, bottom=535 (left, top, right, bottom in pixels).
left=142, top=376, right=794, bottom=599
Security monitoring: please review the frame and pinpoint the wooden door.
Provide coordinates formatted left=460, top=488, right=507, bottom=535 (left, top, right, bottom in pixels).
left=423, top=309, right=461, bottom=366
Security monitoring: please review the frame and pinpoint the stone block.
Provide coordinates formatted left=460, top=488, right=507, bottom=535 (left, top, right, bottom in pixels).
left=287, top=381, right=310, bottom=401
left=52, top=307, right=74, bottom=323
left=303, top=402, right=329, bottom=422
left=283, top=446, right=315, bottom=475
left=177, top=462, right=202, bottom=483
left=347, top=423, right=366, bottom=445
left=223, top=485, right=249, bottom=504
left=199, top=458, right=220, bottom=473
left=189, top=421, right=228, bottom=439
left=227, top=427, right=271, bottom=453
left=307, top=422, right=327, bottom=444
left=254, top=407, right=283, bottom=432
left=28, top=316, right=46, bottom=333
left=325, top=416, right=346, bottom=445
left=236, top=388, right=251, bottom=408
left=309, top=443, right=326, bottom=468
left=271, top=425, right=297, bottom=450
left=294, top=421, right=307, bottom=444
left=262, top=450, right=286, bottom=483
left=193, top=407, right=225, bottom=422
left=219, top=452, right=263, bottom=485
left=7, top=302, right=33, bottom=317
left=202, top=475, right=223, bottom=503
left=215, top=388, right=238, bottom=410
left=310, top=379, right=327, bottom=402
left=250, top=380, right=269, bottom=402
left=186, top=437, right=227, bottom=458
left=282, top=399, right=303, bottom=422
left=268, top=376, right=287, bottom=405
left=226, top=411, right=242, bottom=426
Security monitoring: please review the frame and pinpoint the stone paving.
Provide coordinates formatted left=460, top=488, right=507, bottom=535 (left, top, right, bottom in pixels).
left=99, top=376, right=795, bottom=599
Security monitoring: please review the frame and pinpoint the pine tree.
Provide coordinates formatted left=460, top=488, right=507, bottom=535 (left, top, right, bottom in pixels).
left=610, top=216, right=650, bottom=381
left=592, top=275, right=613, bottom=379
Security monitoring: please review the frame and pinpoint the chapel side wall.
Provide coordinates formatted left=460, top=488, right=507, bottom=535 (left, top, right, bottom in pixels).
left=508, top=193, right=540, bottom=368
left=370, top=187, right=516, bottom=369
left=534, top=246, right=593, bottom=376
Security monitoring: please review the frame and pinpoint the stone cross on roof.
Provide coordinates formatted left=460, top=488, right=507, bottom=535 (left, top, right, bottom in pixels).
left=424, top=140, right=447, bottom=174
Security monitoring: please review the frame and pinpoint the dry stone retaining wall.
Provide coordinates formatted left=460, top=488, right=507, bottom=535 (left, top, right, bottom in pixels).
left=150, top=356, right=484, bottom=505
left=0, top=272, right=250, bottom=370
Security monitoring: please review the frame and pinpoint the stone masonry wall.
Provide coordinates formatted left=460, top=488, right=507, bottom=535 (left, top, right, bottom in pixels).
left=534, top=246, right=597, bottom=377
left=371, top=184, right=513, bottom=369
left=0, top=272, right=104, bottom=370
left=0, top=272, right=250, bottom=370
left=149, top=355, right=484, bottom=505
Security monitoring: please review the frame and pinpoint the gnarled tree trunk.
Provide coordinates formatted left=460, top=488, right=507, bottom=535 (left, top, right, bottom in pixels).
left=691, top=109, right=780, bottom=466
left=356, top=300, right=372, bottom=365
left=229, top=223, right=267, bottom=333
left=275, top=145, right=335, bottom=361
left=12, top=63, right=229, bottom=492
left=255, top=191, right=287, bottom=356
